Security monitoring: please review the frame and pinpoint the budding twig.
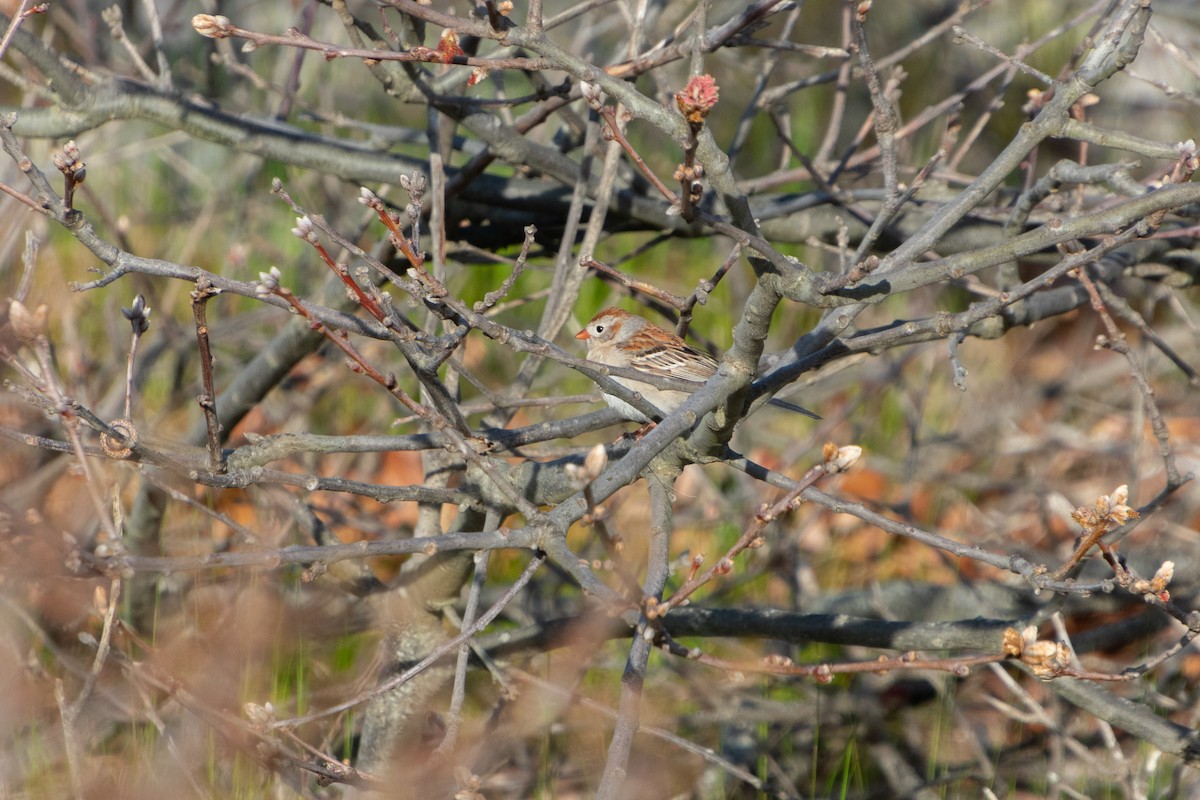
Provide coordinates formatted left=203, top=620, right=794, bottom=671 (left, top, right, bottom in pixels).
left=652, top=443, right=862, bottom=617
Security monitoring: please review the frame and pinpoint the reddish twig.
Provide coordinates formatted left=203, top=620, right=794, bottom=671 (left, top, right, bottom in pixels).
left=593, top=104, right=680, bottom=207
left=580, top=256, right=688, bottom=309
left=190, top=280, right=225, bottom=473
left=291, top=215, right=387, bottom=317
left=676, top=242, right=741, bottom=337
left=0, top=1, right=47, bottom=62
left=256, top=269, right=436, bottom=423
left=192, top=13, right=544, bottom=70
left=672, top=75, right=719, bottom=222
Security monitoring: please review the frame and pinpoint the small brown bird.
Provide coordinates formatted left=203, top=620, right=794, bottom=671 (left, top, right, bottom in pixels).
left=575, top=307, right=819, bottom=422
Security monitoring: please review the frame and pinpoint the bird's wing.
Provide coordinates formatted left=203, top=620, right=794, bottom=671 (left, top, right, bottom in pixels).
left=630, top=343, right=717, bottom=383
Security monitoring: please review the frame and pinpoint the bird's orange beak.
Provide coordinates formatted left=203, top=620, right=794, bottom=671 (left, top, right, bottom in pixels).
left=575, top=329, right=590, bottom=340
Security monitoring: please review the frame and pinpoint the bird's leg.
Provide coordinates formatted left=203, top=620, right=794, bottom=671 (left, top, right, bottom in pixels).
left=631, top=421, right=656, bottom=440
left=612, top=421, right=657, bottom=444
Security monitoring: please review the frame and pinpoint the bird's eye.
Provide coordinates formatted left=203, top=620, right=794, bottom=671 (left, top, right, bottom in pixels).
left=594, top=324, right=605, bottom=334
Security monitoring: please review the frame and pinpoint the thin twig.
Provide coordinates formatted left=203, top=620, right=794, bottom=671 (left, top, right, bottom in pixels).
left=0, top=1, right=45, bottom=63
left=190, top=280, right=225, bottom=473
left=1074, top=267, right=1183, bottom=489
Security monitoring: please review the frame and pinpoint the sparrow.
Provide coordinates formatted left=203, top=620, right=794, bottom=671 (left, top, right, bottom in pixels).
left=575, top=307, right=819, bottom=423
